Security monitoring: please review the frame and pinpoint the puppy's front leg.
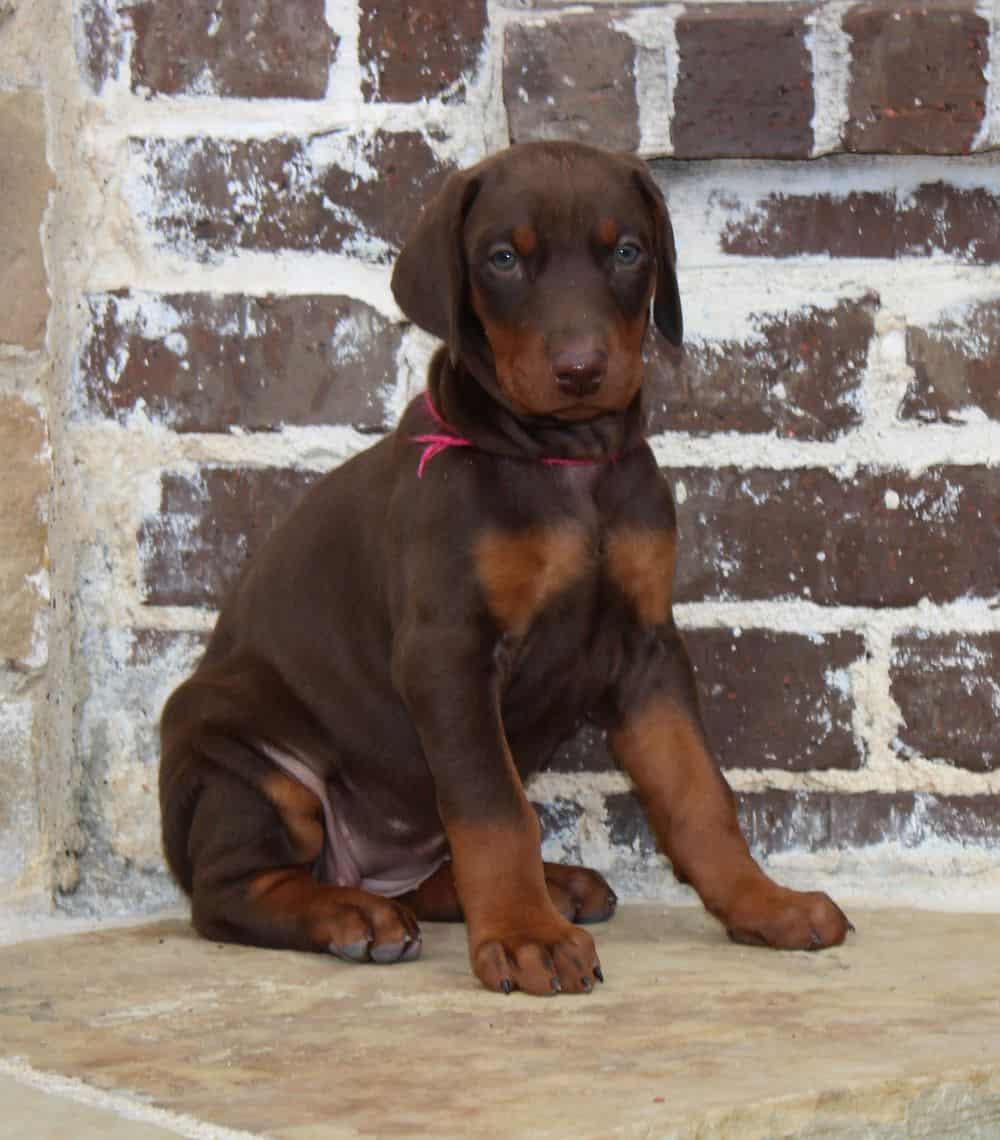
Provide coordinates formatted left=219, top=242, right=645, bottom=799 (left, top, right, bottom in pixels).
left=394, top=630, right=601, bottom=995
left=610, top=627, right=852, bottom=950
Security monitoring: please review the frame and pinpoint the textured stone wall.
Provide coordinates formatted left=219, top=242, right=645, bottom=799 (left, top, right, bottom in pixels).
left=3, top=0, right=998, bottom=914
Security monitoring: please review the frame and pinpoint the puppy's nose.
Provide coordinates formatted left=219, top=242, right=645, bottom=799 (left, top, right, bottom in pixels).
left=552, top=342, right=607, bottom=398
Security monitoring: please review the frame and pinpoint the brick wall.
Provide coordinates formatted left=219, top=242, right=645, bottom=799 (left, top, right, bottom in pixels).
left=4, top=0, right=998, bottom=913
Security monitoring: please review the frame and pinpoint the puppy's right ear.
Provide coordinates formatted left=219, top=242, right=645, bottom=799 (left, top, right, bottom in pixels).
left=391, top=169, right=481, bottom=364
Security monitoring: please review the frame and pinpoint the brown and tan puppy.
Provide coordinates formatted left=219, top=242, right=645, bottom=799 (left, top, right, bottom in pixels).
left=159, top=141, right=851, bottom=996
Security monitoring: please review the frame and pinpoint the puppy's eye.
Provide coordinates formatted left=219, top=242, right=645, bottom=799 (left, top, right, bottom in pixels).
left=614, top=241, right=642, bottom=267
left=488, top=246, right=519, bottom=273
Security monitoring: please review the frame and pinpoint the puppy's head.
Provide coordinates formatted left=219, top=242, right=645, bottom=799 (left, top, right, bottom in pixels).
left=391, top=141, right=682, bottom=420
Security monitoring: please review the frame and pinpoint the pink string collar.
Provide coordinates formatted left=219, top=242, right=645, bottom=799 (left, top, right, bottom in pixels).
left=412, top=391, right=619, bottom=478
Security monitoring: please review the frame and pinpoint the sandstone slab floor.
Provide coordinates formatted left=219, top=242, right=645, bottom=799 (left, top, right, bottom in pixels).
left=1, top=905, right=999, bottom=1138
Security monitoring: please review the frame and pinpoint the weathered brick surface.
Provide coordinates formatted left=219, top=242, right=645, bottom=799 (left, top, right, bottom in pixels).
left=77, top=0, right=119, bottom=92
left=361, top=0, right=487, bottom=103
left=503, top=14, right=639, bottom=150
left=844, top=1, right=988, bottom=155
left=719, top=183, right=1000, bottom=262
left=0, top=396, right=49, bottom=666
left=140, top=468, right=318, bottom=608
left=0, top=90, right=54, bottom=349
left=645, top=295, right=876, bottom=438
left=606, top=789, right=1000, bottom=857
left=670, top=466, right=1000, bottom=606
left=132, top=133, right=453, bottom=262
left=78, top=292, right=403, bottom=433
left=891, top=633, right=1000, bottom=773
left=672, top=4, right=813, bottom=159
left=128, top=0, right=338, bottom=99
left=686, top=629, right=865, bottom=771
left=0, top=698, right=40, bottom=889
left=902, top=301, right=1000, bottom=423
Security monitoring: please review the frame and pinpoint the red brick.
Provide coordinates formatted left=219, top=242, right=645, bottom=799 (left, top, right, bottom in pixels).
left=720, top=183, right=1000, bottom=262
left=645, top=295, right=876, bottom=439
left=670, top=466, right=1000, bottom=606
left=685, top=629, right=865, bottom=771
left=504, top=14, right=640, bottom=151
left=844, top=1, right=988, bottom=155
left=672, top=4, right=813, bottom=159
left=133, top=133, right=453, bottom=261
left=361, top=0, right=487, bottom=103
left=605, top=789, right=1000, bottom=856
left=891, top=633, right=1000, bottom=773
left=78, top=292, right=403, bottom=433
left=140, top=468, right=318, bottom=608
left=129, top=0, right=338, bottom=99
left=513, top=628, right=863, bottom=774
left=903, top=301, right=1000, bottom=423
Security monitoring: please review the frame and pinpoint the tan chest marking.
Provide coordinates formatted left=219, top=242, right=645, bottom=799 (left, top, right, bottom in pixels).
left=476, top=524, right=591, bottom=636
left=605, top=527, right=676, bottom=627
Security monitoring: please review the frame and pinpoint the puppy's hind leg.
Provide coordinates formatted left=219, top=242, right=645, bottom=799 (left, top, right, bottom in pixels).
left=170, top=742, right=422, bottom=964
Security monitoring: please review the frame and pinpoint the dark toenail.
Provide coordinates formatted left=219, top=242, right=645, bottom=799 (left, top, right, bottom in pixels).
left=501, top=979, right=512, bottom=995
left=608, top=890, right=618, bottom=905
left=400, top=937, right=422, bottom=962
left=847, top=920, right=856, bottom=934
left=551, top=977, right=561, bottom=993
left=594, top=965, right=604, bottom=983
left=581, top=976, right=592, bottom=992
left=809, top=929, right=822, bottom=949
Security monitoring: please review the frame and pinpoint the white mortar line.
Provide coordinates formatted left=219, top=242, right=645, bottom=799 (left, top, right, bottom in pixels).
left=650, top=422, right=1000, bottom=473
left=0, top=1057, right=264, bottom=1140
left=528, top=753, right=1000, bottom=799
left=807, top=1, right=851, bottom=156
left=975, top=0, right=998, bottom=151
left=613, top=5, right=680, bottom=157
left=673, top=599, right=1000, bottom=635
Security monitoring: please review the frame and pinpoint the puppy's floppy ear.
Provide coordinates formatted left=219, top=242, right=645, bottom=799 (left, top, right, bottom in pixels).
left=391, top=169, right=481, bottom=364
left=631, top=164, right=683, bottom=347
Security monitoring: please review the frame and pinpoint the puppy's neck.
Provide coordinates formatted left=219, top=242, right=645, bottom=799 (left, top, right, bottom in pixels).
left=426, top=349, right=645, bottom=464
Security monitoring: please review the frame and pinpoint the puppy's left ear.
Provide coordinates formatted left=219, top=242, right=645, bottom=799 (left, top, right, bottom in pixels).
left=391, top=169, right=481, bottom=364
left=631, top=164, right=683, bottom=347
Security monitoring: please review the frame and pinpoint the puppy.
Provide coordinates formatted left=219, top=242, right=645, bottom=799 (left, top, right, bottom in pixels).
left=159, top=141, right=850, bottom=996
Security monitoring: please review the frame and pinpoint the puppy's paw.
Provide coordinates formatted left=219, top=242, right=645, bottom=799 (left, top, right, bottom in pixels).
left=544, top=862, right=618, bottom=925
left=724, top=885, right=852, bottom=951
left=320, top=891, right=422, bottom=964
left=471, top=917, right=603, bottom=996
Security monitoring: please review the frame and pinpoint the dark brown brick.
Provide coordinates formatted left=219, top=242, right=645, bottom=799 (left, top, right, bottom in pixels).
left=891, top=633, right=1000, bottom=773
left=361, top=0, right=487, bottom=103
left=672, top=4, right=813, bottom=159
left=503, top=14, right=639, bottom=150
left=719, top=182, right=1000, bottom=263
left=605, top=789, right=1000, bottom=857
left=903, top=301, right=1000, bottom=423
left=129, top=0, right=338, bottom=99
left=844, top=1, right=988, bottom=155
left=670, top=466, right=1000, bottom=606
left=645, top=295, right=877, bottom=439
left=77, top=292, right=403, bottom=433
left=686, top=629, right=865, bottom=771
left=140, top=468, right=318, bottom=608
left=133, top=133, right=453, bottom=262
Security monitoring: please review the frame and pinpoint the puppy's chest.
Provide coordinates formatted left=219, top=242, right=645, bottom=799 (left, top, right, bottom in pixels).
left=474, top=515, right=675, bottom=642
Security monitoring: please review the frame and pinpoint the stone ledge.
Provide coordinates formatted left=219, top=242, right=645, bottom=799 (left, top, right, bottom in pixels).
left=1, top=906, right=998, bottom=1137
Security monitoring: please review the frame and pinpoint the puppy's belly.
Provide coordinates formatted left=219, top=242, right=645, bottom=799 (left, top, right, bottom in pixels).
left=263, top=746, right=448, bottom=898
